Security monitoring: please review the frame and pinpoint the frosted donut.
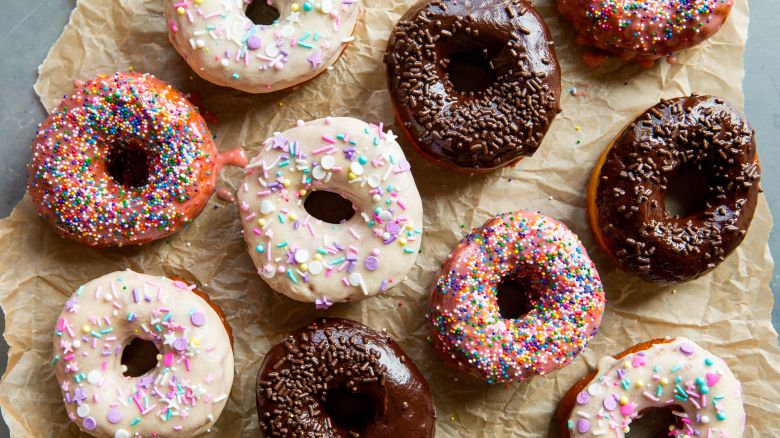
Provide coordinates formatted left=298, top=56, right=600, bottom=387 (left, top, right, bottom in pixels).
left=52, top=270, right=234, bottom=438
left=27, top=72, right=247, bottom=248
left=426, top=211, right=606, bottom=384
left=237, top=117, right=424, bottom=304
left=557, top=337, right=745, bottom=437
left=164, top=0, right=360, bottom=93
left=557, top=0, right=734, bottom=67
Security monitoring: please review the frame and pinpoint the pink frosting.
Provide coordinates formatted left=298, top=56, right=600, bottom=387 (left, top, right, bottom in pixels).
left=427, top=211, right=606, bottom=383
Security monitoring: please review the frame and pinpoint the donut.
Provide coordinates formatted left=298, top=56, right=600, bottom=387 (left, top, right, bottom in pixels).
left=27, top=72, right=247, bottom=248
left=51, top=270, right=235, bottom=437
left=426, top=210, right=606, bottom=384
left=587, top=95, right=760, bottom=285
left=165, top=0, right=360, bottom=93
left=556, top=337, right=745, bottom=437
left=237, top=117, right=423, bottom=304
left=256, top=317, right=435, bottom=437
left=385, top=0, right=562, bottom=172
left=557, top=0, right=734, bottom=67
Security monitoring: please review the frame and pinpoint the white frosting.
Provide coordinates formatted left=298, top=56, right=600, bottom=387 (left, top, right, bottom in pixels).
left=565, top=337, right=745, bottom=437
left=237, top=117, right=424, bottom=304
left=52, top=270, right=234, bottom=438
left=164, top=0, right=359, bottom=93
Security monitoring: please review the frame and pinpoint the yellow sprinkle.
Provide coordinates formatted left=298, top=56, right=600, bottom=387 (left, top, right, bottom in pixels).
left=156, top=354, right=163, bottom=361
left=257, top=218, right=267, bottom=227
left=348, top=172, right=356, bottom=180
left=575, top=125, right=582, bottom=132
left=300, top=264, right=308, bottom=272
left=623, top=360, right=632, bottom=369
left=282, top=178, right=291, bottom=187
left=398, top=237, right=408, bottom=245
left=313, top=254, right=322, bottom=261
left=634, top=380, right=644, bottom=389
left=192, top=337, right=201, bottom=346
left=176, top=6, right=185, bottom=14
left=288, top=213, right=298, bottom=221
left=81, top=325, right=91, bottom=334
left=299, top=189, right=307, bottom=196
left=619, top=396, right=628, bottom=405
left=660, top=377, right=669, bottom=385
left=291, top=3, right=300, bottom=11
left=193, top=0, right=203, bottom=4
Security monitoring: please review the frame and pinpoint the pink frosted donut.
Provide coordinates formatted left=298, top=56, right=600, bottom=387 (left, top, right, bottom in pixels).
left=426, top=211, right=606, bottom=384
left=557, top=0, right=734, bottom=67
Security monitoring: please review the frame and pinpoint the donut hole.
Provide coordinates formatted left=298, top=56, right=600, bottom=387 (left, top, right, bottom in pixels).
left=495, top=278, right=533, bottom=320
left=446, top=50, right=497, bottom=93
left=245, top=0, right=280, bottom=25
left=107, top=143, right=153, bottom=188
left=121, top=338, right=160, bottom=377
left=664, top=166, right=709, bottom=218
left=625, top=405, right=686, bottom=437
left=322, top=388, right=377, bottom=431
left=304, top=190, right=356, bottom=224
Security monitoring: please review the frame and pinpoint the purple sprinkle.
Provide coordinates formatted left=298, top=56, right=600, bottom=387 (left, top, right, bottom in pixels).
left=293, top=220, right=301, bottom=229
left=346, top=261, right=356, bottom=273
left=603, top=394, right=618, bottom=411
left=246, top=35, right=262, bottom=50
left=576, top=419, right=590, bottom=433
left=383, top=236, right=397, bottom=245
left=132, top=288, right=139, bottom=303
left=385, top=221, right=402, bottom=234
left=73, top=388, right=87, bottom=404
left=82, top=417, right=97, bottom=431
left=379, top=279, right=388, bottom=292
left=173, top=338, right=189, bottom=352
left=364, top=256, right=379, bottom=271
left=617, top=368, right=626, bottom=379
left=398, top=159, right=411, bottom=171
left=190, top=311, right=206, bottom=326
left=107, top=409, right=122, bottom=424
left=576, top=391, right=590, bottom=404
left=680, top=342, right=696, bottom=355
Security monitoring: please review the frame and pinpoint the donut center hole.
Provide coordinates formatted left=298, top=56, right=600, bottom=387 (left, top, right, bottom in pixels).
left=322, top=388, right=377, bottom=431
left=664, top=166, right=709, bottom=218
left=246, top=0, right=280, bottom=25
left=625, top=405, right=686, bottom=437
left=496, top=279, right=533, bottom=319
left=304, top=190, right=356, bottom=224
left=446, top=50, right=497, bottom=93
left=121, top=338, right=160, bottom=377
left=107, top=143, right=152, bottom=188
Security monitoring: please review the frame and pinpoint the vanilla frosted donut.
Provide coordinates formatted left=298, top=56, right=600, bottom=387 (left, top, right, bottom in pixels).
left=558, top=337, right=745, bottom=437
left=237, top=117, right=423, bottom=304
left=52, top=270, right=234, bottom=438
left=165, top=0, right=360, bottom=93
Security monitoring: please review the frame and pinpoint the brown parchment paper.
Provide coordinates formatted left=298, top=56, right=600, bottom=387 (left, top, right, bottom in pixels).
left=0, top=0, right=777, bottom=436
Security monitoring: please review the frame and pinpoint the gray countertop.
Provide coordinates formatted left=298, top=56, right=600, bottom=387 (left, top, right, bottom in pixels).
left=1, top=0, right=778, bottom=436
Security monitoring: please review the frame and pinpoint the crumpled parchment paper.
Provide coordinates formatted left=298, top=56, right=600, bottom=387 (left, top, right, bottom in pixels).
left=0, top=0, right=778, bottom=436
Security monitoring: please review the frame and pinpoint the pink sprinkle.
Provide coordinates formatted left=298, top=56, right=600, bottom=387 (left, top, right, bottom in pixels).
left=240, top=201, right=250, bottom=211
left=172, top=1, right=187, bottom=7
left=163, top=352, right=174, bottom=367
left=101, top=361, right=107, bottom=371
left=342, top=277, right=350, bottom=286
left=63, top=354, right=75, bottom=361
left=133, top=395, right=144, bottom=413
left=306, top=223, right=316, bottom=236
left=168, top=19, right=178, bottom=33
left=172, top=280, right=188, bottom=290
left=245, top=212, right=256, bottom=221
left=258, top=190, right=271, bottom=196
left=57, top=318, right=66, bottom=331
left=186, top=10, right=193, bottom=22
left=325, top=267, right=334, bottom=277
left=185, top=357, right=191, bottom=371
left=396, top=200, right=407, bottom=210
left=348, top=228, right=360, bottom=240
left=252, top=227, right=262, bottom=235
left=322, top=135, right=336, bottom=144
left=378, top=122, right=384, bottom=139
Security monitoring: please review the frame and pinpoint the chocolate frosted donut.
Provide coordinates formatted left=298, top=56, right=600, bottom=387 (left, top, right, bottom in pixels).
left=385, top=0, right=562, bottom=172
left=256, top=318, right=435, bottom=437
left=588, top=95, right=761, bottom=285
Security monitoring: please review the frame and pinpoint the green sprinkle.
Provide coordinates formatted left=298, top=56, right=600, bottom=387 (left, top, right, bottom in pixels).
left=705, top=357, right=714, bottom=366
left=50, top=355, right=60, bottom=365
left=671, top=364, right=683, bottom=373
left=256, top=244, right=265, bottom=253
left=99, top=327, right=114, bottom=334
left=287, top=270, right=298, bottom=284
left=404, top=248, right=416, bottom=254
left=130, top=417, right=141, bottom=426
left=90, top=331, right=102, bottom=338
left=276, top=241, right=289, bottom=248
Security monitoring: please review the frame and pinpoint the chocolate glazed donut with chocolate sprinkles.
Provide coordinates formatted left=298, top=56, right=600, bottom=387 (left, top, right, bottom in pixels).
left=588, top=94, right=761, bottom=285
left=385, top=0, right=562, bottom=172
left=256, top=318, right=435, bottom=437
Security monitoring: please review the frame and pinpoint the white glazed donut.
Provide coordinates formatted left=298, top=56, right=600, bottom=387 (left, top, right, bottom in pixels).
left=52, top=270, right=234, bottom=438
left=164, top=0, right=360, bottom=93
left=237, top=117, right=424, bottom=305
left=561, top=337, right=745, bottom=437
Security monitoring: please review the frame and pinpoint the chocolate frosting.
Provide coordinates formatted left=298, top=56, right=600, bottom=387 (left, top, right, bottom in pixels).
left=592, top=95, right=760, bottom=284
left=256, top=318, right=435, bottom=437
left=385, top=0, right=561, bottom=171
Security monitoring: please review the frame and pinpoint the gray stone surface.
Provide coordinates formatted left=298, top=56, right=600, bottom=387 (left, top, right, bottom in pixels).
left=0, top=0, right=778, bottom=435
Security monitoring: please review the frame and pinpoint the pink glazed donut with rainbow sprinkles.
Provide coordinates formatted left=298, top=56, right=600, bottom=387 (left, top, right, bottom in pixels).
left=52, top=270, right=234, bottom=438
left=165, top=0, right=360, bottom=93
left=557, top=0, right=734, bottom=67
left=426, top=211, right=606, bottom=384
